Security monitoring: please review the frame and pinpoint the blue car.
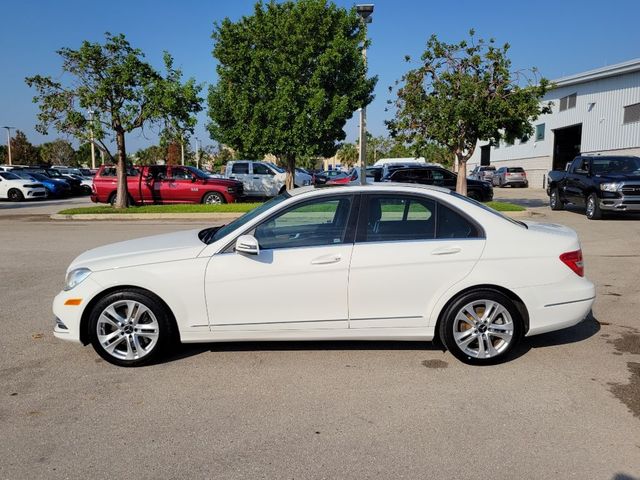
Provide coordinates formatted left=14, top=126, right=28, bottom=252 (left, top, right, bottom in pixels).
left=14, top=171, right=71, bottom=197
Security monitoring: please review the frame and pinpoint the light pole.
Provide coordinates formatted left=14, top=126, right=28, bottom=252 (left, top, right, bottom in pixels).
left=180, top=133, right=185, bottom=166
left=194, top=137, right=201, bottom=169
left=88, top=110, right=96, bottom=169
left=356, top=4, right=373, bottom=185
left=2, top=126, right=15, bottom=166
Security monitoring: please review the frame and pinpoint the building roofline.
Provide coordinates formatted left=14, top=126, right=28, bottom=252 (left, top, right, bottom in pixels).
left=552, top=58, right=640, bottom=88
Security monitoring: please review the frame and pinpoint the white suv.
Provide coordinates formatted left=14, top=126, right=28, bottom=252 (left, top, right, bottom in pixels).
left=225, top=161, right=312, bottom=197
left=469, top=165, right=496, bottom=182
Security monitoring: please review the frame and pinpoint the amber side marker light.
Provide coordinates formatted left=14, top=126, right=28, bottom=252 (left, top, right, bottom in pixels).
left=64, top=298, right=83, bottom=306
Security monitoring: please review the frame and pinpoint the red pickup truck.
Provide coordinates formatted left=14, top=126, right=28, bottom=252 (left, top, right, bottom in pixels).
left=91, top=165, right=244, bottom=205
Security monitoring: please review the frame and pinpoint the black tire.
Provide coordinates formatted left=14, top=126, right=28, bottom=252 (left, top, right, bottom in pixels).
left=8, top=188, right=24, bottom=201
left=108, top=192, right=117, bottom=207
left=585, top=192, right=603, bottom=220
left=467, top=190, right=480, bottom=201
left=202, top=191, right=225, bottom=205
left=439, top=289, right=522, bottom=365
left=549, top=188, right=563, bottom=210
left=89, top=289, right=176, bottom=367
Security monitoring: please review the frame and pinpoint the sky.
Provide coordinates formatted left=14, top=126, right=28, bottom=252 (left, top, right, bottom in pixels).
left=1, top=0, right=639, bottom=154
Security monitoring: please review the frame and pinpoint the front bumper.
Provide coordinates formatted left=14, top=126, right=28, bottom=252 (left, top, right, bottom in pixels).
left=52, top=276, right=104, bottom=344
left=24, top=188, right=47, bottom=199
left=599, top=195, right=640, bottom=212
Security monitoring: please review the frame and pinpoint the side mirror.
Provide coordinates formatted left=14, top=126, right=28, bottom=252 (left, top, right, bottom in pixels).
left=235, top=235, right=260, bottom=255
left=192, top=176, right=197, bottom=182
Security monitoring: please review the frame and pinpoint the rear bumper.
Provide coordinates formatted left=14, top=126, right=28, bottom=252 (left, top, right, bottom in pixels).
left=514, top=276, right=596, bottom=336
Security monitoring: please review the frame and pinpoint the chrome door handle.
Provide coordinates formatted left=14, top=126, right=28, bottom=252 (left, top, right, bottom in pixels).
left=311, top=254, right=342, bottom=265
left=431, top=246, right=462, bottom=255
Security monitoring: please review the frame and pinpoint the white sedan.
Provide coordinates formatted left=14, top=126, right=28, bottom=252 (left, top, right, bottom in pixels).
left=0, top=171, right=47, bottom=201
left=53, top=184, right=595, bottom=367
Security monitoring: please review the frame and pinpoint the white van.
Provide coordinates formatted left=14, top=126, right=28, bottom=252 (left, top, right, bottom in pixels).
left=224, top=161, right=312, bottom=197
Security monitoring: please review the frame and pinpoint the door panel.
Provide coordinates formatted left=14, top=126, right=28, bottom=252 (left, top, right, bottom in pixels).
left=205, top=245, right=352, bottom=328
left=348, top=194, right=485, bottom=328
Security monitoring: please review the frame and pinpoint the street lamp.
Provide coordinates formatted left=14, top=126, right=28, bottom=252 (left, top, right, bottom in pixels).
left=88, top=110, right=96, bottom=169
left=2, top=126, right=15, bottom=166
left=194, top=137, right=201, bottom=169
left=356, top=4, right=373, bottom=185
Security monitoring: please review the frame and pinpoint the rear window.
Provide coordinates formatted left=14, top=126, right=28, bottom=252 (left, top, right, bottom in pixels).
left=507, top=168, right=524, bottom=173
left=480, top=166, right=496, bottom=171
left=231, top=163, right=249, bottom=174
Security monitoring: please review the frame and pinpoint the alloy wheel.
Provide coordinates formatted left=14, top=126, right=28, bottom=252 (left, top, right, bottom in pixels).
left=452, top=299, right=514, bottom=359
left=96, top=300, right=159, bottom=361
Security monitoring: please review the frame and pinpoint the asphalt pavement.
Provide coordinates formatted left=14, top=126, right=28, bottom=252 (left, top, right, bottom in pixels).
left=0, top=189, right=639, bottom=479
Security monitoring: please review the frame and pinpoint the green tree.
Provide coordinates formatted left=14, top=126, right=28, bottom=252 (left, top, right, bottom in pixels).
left=0, top=145, right=7, bottom=164
left=26, top=33, right=203, bottom=208
left=10, top=130, right=40, bottom=165
left=135, top=144, right=167, bottom=165
left=208, top=0, right=376, bottom=190
left=336, top=142, right=358, bottom=167
left=40, top=139, right=75, bottom=165
left=72, top=142, right=93, bottom=167
left=388, top=31, right=550, bottom=194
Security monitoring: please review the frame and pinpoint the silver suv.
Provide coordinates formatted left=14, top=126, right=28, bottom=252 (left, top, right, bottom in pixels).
left=469, top=165, right=496, bottom=182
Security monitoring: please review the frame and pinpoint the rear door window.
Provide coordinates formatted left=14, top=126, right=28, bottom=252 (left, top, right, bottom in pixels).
left=232, top=163, right=249, bottom=174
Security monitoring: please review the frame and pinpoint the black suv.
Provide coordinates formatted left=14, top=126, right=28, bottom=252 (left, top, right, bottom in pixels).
left=382, top=166, right=493, bottom=202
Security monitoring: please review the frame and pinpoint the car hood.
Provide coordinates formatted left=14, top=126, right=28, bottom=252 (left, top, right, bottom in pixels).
left=68, top=229, right=206, bottom=273
left=594, top=174, right=640, bottom=182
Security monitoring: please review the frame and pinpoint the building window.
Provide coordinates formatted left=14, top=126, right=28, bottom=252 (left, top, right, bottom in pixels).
left=535, top=123, right=545, bottom=141
left=559, top=93, right=577, bottom=111
left=623, top=103, right=640, bottom=124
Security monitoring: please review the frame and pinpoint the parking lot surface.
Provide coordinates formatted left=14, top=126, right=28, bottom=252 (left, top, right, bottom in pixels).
left=1, top=192, right=639, bottom=479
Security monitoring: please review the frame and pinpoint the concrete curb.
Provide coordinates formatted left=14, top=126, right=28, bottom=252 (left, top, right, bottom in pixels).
left=50, top=212, right=244, bottom=221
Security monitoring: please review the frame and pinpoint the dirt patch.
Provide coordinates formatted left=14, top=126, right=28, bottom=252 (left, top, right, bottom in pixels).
left=421, top=359, right=448, bottom=369
left=610, top=362, right=640, bottom=419
left=609, top=331, right=640, bottom=356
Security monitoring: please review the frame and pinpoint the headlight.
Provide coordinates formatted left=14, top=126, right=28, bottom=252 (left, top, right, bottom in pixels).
left=64, top=268, right=92, bottom=291
left=303, top=180, right=311, bottom=186
left=600, top=182, right=622, bottom=192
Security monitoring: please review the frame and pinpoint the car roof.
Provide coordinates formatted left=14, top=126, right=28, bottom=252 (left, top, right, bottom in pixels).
left=289, top=182, right=451, bottom=197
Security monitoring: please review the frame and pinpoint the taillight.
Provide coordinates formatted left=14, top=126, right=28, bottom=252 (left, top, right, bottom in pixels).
left=560, top=250, right=584, bottom=277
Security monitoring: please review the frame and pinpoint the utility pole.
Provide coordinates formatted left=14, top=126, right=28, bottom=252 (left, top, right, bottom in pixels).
left=2, top=126, right=15, bottom=165
left=88, top=110, right=96, bottom=169
left=195, top=137, right=201, bottom=169
left=180, top=133, right=185, bottom=166
left=356, top=4, right=373, bottom=185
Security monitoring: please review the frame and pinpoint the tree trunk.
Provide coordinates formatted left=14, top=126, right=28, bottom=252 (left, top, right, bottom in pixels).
left=285, top=155, right=295, bottom=191
left=114, top=130, right=129, bottom=209
left=455, top=152, right=468, bottom=196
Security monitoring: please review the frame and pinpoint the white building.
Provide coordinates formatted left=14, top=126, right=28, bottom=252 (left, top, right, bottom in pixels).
left=467, top=58, right=640, bottom=188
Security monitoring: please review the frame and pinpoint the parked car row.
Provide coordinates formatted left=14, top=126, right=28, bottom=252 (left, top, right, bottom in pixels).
left=0, top=164, right=92, bottom=199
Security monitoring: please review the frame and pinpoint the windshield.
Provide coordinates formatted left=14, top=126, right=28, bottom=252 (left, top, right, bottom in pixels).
left=186, top=166, right=212, bottom=179
left=46, top=169, right=63, bottom=178
left=0, top=171, right=21, bottom=180
left=591, top=156, right=640, bottom=175
left=449, top=191, right=527, bottom=229
left=208, top=193, right=290, bottom=243
left=265, top=162, right=285, bottom=173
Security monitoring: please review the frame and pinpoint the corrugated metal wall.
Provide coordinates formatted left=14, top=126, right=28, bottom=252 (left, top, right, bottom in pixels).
left=468, top=69, right=640, bottom=185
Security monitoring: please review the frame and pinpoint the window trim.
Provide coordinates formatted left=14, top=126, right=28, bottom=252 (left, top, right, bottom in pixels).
left=355, top=193, right=485, bottom=244
left=220, top=193, right=360, bottom=253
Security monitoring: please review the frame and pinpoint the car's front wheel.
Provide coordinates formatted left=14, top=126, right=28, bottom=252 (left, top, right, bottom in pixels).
left=202, top=192, right=225, bottom=204
left=585, top=192, right=603, bottom=220
left=439, top=289, right=522, bottom=365
left=8, top=188, right=24, bottom=201
left=88, top=289, right=175, bottom=367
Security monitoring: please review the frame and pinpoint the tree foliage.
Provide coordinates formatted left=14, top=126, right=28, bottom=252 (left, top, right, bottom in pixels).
left=26, top=33, right=202, bottom=207
left=9, top=130, right=40, bottom=165
left=40, top=139, right=75, bottom=165
left=388, top=30, right=550, bottom=194
left=208, top=0, right=377, bottom=189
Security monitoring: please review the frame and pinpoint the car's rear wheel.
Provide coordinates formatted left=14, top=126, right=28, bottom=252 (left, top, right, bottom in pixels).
left=202, top=192, right=225, bottom=205
left=549, top=188, right=563, bottom=210
left=467, top=190, right=480, bottom=201
left=439, top=289, right=522, bottom=365
left=585, top=193, right=602, bottom=220
left=89, top=289, right=175, bottom=367
left=8, top=188, right=24, bottom=201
